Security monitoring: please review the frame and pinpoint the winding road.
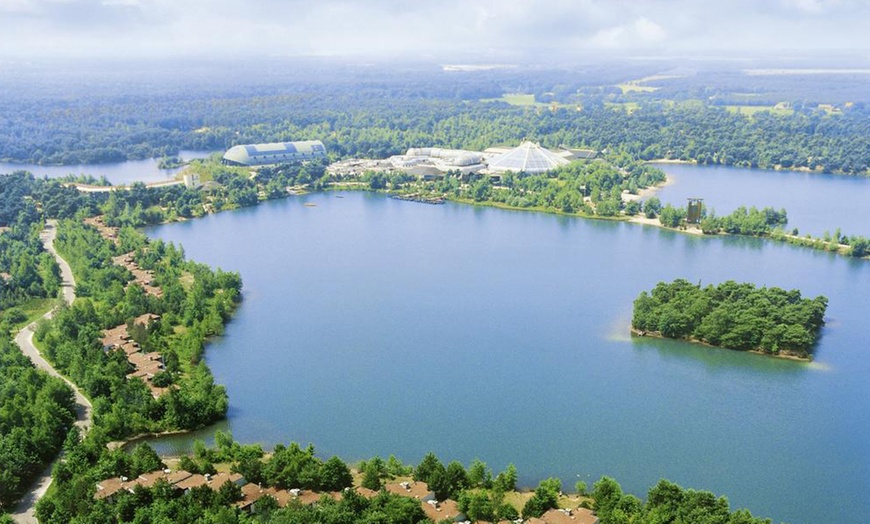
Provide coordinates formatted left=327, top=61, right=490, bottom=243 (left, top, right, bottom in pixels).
left=9, top=220, right=92, bottom=524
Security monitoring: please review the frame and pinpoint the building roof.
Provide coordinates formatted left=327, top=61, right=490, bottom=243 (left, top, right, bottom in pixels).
left=175, top=473, right=209, bottom=491
left=134, top=313, right=160, bottom=326
left=354, top=487, right=380, bottom=499
left=421, top=498, right=464, bottom=522
left=385, top=481, right=433, bottom=500
left=95, top=477, right=127, bottom=500
left=208, top=472, right=244, bottom=490
left=223, top=141, right=326, bottom=166
left=101, top=325, right=130, bottom=348
left=236, top=483, right=278, bottom=510
left=540, top=508, right=600, bottom=524
left=487, top=141, right=571, bottom=174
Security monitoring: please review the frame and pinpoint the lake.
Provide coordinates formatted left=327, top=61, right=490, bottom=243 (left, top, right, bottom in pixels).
left=144, top=181, right=870, bottom=524
left=651, top=163, right=870, bottom=238
left=0, top=150, right=214, bottom=186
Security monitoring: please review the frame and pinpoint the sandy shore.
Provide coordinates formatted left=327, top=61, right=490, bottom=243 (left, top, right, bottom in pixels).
left=627, top=215, right=705, bottom=236
left=622, top=175, right=675, bottom=203
left=646, top=158, right=695, bottom=165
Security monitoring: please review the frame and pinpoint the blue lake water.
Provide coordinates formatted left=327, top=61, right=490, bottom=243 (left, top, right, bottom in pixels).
left=652, top=163, right=870, bottom=238
left=0, top=150, right=215, bottom=185
left=145, top=185, right=870, bottom=524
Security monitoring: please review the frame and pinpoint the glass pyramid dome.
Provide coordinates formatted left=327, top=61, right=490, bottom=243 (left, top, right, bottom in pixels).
left=487, top=141, right=570, bottom=174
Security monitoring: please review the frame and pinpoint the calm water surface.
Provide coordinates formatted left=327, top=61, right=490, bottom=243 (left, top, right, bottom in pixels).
left=145, top=188, right=870, bottom=524
left=0, top=150, right=214, bottom=185
left=652, top=163, right=870, bottom=238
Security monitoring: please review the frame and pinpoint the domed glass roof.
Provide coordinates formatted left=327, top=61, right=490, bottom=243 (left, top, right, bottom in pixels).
left=487, top=141, right=570, bottom=173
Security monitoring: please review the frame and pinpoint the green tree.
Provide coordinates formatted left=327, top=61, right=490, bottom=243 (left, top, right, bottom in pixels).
left=522, top=478, right=561, bottom=519
left=319, top=456, right=353, bottom=491
left=467, top=458, right=492, bottom=488
left=643, top=197, right=662, bottom=218
left=361, top=459, right=383, bottom=491
left=413, top=452, right=443, bottom=484
left=493, top=463, right=517, bottom=492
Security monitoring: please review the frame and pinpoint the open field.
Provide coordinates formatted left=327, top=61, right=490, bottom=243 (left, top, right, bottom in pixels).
left=617, top=74, right=683, bottom=94
left=724, top=104, right=795, bottom=116
left=605, top=101, right=640, bottom=113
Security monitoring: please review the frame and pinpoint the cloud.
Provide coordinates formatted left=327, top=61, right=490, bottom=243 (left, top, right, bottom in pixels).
left=0, top=0, right=868, bottom=59
left=589, top=17, right=667, bottom=50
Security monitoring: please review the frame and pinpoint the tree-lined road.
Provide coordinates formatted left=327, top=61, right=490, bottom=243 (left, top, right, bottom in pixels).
left=9, top=220, right=91, bottom=524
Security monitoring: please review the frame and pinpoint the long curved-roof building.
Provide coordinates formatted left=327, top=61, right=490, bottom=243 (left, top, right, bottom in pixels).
left=222, top=140, right=326, bottom=166
left=487, top=141, right=570, bottom=174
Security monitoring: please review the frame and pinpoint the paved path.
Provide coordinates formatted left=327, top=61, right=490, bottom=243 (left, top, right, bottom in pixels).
left=71, top=179, right=183, bottom=192
left=9, top=220, right=92, bottom=524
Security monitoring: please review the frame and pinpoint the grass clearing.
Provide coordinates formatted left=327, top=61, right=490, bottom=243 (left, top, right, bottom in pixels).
left=605, top=101, right=640, bottom=113
left=616, top=74, right=682, bottom=94
left=724, top=105, right=794, bottom=116
left=481, top=93, right=546, bottom=107
left=180, top=158, right=249, bottom=183
left=179, top=271, right=195, bottom=292
left=617, top=83, right=658, bottom=94
left=3, top=297, right=59, bottom=330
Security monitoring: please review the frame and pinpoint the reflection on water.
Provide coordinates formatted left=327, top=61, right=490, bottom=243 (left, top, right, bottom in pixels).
left=630, top=335, right=811, bottom=376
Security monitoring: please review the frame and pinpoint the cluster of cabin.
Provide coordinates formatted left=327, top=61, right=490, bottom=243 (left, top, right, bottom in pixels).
left=84, top=215, right=172, bottom=397
left=94, top=472, right=598, bottom=524
left=94, top=469, right=245, bottom=503
left=84, top=216, right=119, bottom=243
left=112, top=251, right=163, bottom=297
left=84, top=216, right=163, bottom=297
left=101, top=313, right=169, bottom=398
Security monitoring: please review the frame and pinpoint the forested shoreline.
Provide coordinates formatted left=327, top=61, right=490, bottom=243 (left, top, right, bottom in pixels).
left=0, top=173, right=240, bottom=515
left=34, top=431, right=772, bottom=524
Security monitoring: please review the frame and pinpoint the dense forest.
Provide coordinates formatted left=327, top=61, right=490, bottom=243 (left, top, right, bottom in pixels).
left=0, top=177, right=76, bottom=510
left=0, top=334, right=76, bottom=511
left=632, top=279, right=828, bottom=358
left=1, top=63, right=869, bottom=175
left=36, top=431, right=772, bottom=524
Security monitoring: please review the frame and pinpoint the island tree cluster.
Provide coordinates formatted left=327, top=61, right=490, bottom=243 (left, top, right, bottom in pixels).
left=632, top=279, right=827, bottom=357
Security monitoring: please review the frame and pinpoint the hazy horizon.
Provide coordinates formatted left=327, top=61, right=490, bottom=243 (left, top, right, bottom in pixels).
left=1, top=0, right=869, bottom=61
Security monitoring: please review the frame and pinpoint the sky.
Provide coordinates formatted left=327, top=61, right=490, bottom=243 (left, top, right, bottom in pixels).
left=0, top=0, right=869, bottom=60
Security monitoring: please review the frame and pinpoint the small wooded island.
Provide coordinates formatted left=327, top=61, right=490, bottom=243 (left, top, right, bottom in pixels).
left=631, top=279, right=827, bottom=360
